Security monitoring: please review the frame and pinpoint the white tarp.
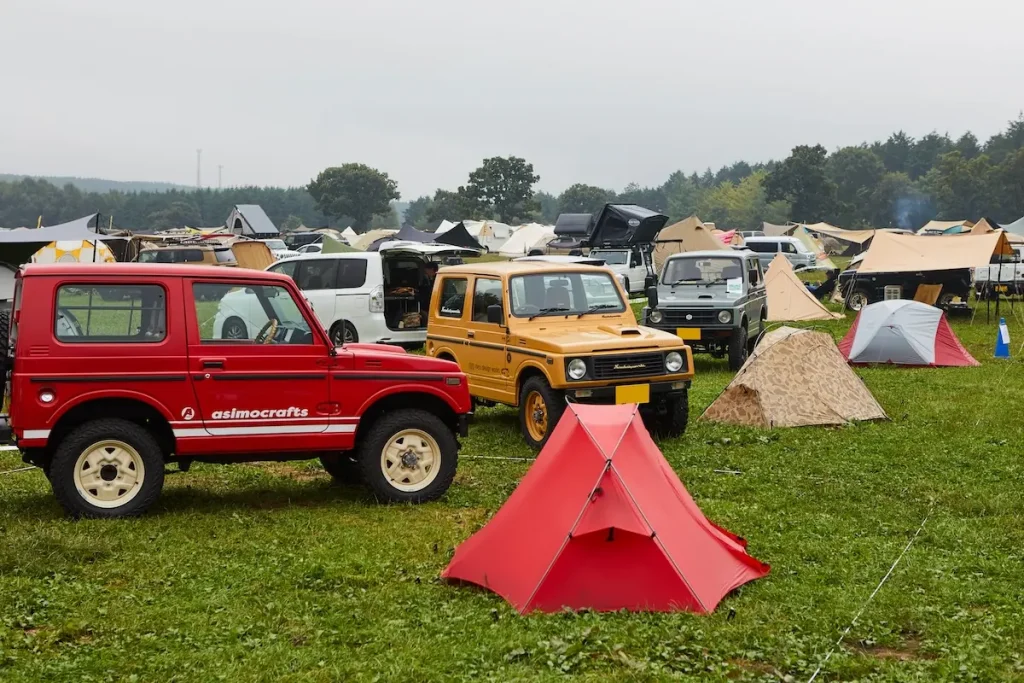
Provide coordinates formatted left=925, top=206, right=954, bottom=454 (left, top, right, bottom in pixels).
left=498, top=224, right=555, bottom=256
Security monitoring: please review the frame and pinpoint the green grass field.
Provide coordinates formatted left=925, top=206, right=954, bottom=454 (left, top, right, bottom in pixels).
left=2, top=300, right=1024, bottom=681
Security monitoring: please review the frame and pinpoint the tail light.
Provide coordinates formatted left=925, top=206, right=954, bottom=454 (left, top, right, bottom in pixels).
left=369, top=285, right=384, bottom=313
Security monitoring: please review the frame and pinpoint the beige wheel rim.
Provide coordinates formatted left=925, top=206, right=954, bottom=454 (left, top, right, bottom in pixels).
left=379, top=429, right=441, bottom=493
left=73, top=440, right=146, bottom=509
left=525, top=391, right=548, bottom=442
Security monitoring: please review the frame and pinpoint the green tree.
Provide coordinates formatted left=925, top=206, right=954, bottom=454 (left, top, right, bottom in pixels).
left=557, top=183, right=615, bottom=215
left=403, top=196, right=432, bottom=227
left=663, top=171, right=703, bottom=220
left=533, top=191, right=559, bottom=223
left=280, top=215, right=303, bottom=232
left=617, top=182, right=667, bottom=212
left=424, top=188, right=489, bottom=223
left=955, top=132, right=981, bottom=160
left=924, top=151, right=996, bottom=219
left=465, top=156, right=539, bottom=222
left=696, top=172, right=786, bottom=230
left=995, top=149, right=1024, bottom=220
left=908, top=132, right=953, bottom=180
left=764, top=145, right=838, bottom=222
left=146, top=200, right=202, bottom=229
left=307, top=164, right=400, bottom=230
left=983, top=113, right=1024, bottom=165
left=826, top=146, right=885, bottom=227
left=865, top=172, right=931, bottom=228
left=880, top=131, right=915, bottom=173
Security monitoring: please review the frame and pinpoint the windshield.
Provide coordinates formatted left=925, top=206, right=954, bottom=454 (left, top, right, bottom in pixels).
left=663, top=257, right=744, bottom=286
left=263, top=240, right=287, bottom=250
left=510, top=271, right=625, bottom=317
left=591, top=250, right=628, bottom=265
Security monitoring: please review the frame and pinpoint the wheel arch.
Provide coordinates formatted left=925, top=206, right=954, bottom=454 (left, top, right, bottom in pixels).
left=514, top=362, right=551, bottom=407
left=354, top=390, right=460, bottom=445
left=46, top=395, right=175, bottom=462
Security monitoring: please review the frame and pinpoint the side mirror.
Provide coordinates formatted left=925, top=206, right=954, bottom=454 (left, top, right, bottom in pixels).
left=646, top=286, right=658, bottom=309
left=486, top=304, right=503, bottom=325
left=644, top=275, right=656, bottom=290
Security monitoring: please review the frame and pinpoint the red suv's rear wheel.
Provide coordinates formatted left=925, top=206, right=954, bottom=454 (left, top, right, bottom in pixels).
left=49, top=419, right=165, bottom=519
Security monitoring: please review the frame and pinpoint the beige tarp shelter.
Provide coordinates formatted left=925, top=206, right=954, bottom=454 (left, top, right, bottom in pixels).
left=700, top=327, right=886, bottom=428
left=652, top=216, right=722, bottom=270
left=351, top=229, right=398, bottom=250
left=969, top=218, right=996, bottom=234
left=802, top=223, right=875, bottom=245
left=762, top=222, right=795, bottom=237
left=917, top=219, right=975, bottom=235
left=791, top=225, right=837, bottom=270
left=857, top=230, right=1014, bottom=274
left=765, top=254, right=842, bottom=321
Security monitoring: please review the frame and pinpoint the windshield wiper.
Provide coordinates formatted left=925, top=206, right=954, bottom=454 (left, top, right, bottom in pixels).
left=576, top=304, right=618, bottom=318
left=528, top=306, right=569, bottom=321
left=668, top=278, right=703, bottom=285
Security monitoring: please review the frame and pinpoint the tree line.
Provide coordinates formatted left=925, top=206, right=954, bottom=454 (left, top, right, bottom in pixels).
left=2, top=115, right=1022, bottom=233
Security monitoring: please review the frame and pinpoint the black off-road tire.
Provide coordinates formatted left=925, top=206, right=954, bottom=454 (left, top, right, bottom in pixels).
left=728, top=326, right=749, bottom=371
left=320, top=453, right=363, bottom=485
left=519, top=375, right=566, bottom=449
left=49, top=419, right=165, bottom=519
left=0, top=309, right=10, bottom=354
left=848, top=289, right=871, bottom=311
left=648, top=391, right=689, bottom=439
left=356, top=409, right=458, bottom=503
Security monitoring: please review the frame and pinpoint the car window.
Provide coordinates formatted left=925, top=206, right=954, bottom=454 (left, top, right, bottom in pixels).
left=592, top=251, right=628, bottom=265
left=336, top=259, right=368, bottom=289
left=438, top=277, right=468, bottom=318
left=294, top=259, right=339, bottom=291
left=268, top=261, right=298, bottom=278
left=472, top=278, right=504, bottom=323
left=747, top=261, right=761, bottom=286
left=55, top=285, right=166, bottom=343
left=509, top=272, right=625, bottom=317
left=745, top=241, right=776, bottom=254
left=663, top=257, right=744, bottom=285
left=781, top=242, right=798, bottom=254
left=194, top=282, right=314, bottom=345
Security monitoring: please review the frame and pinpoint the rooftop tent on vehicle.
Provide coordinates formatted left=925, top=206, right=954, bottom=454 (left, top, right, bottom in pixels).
left=586, top=204, right=669, bottom=248
left=434, top=222, right=485, bottom=251
left=226, top=204, right=279, bottom=238
left=839, top=300, right=979, bottom=367
left=442, top=403, right=769, bottom=613
left=701, top=326, right=887, bottom=428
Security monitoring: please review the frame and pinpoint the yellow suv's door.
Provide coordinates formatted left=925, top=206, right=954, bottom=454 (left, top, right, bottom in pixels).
left=463, top=277, right=509, bottom=402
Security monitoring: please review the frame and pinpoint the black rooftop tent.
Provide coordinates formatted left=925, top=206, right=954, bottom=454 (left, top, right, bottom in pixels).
left=587, top=204, right=669, bottom=247
left=435, top=222, right=484, bottom=251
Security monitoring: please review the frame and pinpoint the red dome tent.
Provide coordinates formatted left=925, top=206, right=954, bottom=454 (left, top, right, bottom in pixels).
left=839, top=300, right=979, bottom=367
left=442, top=404, right=769, bottom=613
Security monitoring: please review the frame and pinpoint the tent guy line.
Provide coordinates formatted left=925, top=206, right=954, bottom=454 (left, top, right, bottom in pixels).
left=806, top=503, right=934, bottom=683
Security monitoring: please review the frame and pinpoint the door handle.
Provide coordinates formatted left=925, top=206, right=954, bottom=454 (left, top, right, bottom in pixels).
left=467, top=331, right=475, bottom=338
left=202, top=359, right=225, bottom=369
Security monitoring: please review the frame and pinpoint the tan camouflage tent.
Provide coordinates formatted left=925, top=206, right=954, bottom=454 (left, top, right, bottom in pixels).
left=700, top=326, right=886, bottom=428
left=765, top=255, right=842, bottom=322
left=652, top=216, right=721, bottom=270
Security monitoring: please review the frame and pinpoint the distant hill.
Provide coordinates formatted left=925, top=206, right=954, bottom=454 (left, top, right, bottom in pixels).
left=0, top=174, right=192, bottom=194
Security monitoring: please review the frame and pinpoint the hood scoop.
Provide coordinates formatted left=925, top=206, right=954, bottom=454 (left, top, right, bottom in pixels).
left=618, top=328, right=642, bottom=336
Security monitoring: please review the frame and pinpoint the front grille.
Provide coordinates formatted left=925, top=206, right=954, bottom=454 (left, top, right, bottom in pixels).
left=659, top=309, right=719, bottom=326
left=591, top=352, right=664, bottom=380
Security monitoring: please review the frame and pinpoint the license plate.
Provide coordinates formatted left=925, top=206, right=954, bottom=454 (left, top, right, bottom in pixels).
left=676, top=327, right=701, bottom=340
left=615, top=384, right=650, bottom=404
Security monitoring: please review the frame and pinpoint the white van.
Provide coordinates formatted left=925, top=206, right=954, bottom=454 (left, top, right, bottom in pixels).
left=212, top=242, right=472, bottom=346
left=742, top=236, right=817, bottom=271
left=587, top=247, right=653, bottom=295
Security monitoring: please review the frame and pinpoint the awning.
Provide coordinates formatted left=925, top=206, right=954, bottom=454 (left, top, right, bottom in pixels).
left=857, top=230, right=1014, bottom=274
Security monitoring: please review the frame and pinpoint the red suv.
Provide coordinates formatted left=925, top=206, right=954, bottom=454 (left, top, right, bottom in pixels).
left=0, top=264, right=471, bottom=518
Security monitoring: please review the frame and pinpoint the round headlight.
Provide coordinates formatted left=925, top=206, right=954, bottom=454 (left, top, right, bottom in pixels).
left=718, top=310, right=732, bottom=324
left=649, top=310, right=663, bottom=324
left=567, top=358, right=587, bottom=380
left=665, top=351, right=684, bottom=373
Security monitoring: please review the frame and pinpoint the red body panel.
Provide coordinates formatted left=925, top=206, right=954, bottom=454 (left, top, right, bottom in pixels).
left=10, top=264, right=470, bottom=455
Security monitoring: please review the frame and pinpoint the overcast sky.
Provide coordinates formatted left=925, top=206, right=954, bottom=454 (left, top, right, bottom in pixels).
left=2, top=0, right=1023, bottom=198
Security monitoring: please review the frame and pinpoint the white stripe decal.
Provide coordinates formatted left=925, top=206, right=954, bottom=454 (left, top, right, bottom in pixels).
left=22, top=430, right=51, bottom=440
left=173, top=424, right=356, bottom=438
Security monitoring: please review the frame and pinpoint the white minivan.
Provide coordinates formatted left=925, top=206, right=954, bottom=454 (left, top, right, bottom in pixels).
left=742, top=236, right=817, bottom=271
left=212, top=242, right=472, bottom=346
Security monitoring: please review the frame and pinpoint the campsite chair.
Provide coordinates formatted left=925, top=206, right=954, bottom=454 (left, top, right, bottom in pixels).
left=913, top=284, right=942, bottom=306
left=721, top=265, right=742, bottom=281
left=545, top=282, right=571, bottom=310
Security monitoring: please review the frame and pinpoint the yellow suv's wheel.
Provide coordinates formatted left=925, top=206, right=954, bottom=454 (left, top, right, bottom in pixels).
left=518, top=376, right=565, bottom=449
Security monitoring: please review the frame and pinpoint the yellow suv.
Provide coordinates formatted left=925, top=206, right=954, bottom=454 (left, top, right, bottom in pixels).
left=426, top=261, right=694, bottom=447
